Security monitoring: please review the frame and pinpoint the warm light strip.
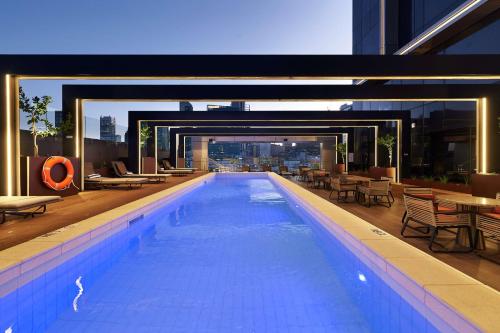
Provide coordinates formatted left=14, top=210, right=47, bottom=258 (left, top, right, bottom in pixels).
left=481, top=97, right=488, bottom=173
left=374, top=126, right=378, bottom=167
left=5, top=75, right=12, bottom=195
left=75, top=99, right=80, bottom=158
left=395, top=0, right=485, bottom=55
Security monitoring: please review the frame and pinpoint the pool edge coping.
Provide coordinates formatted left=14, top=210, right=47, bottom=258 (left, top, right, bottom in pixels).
left=268, top=172, right=500, bottom=333
left=0, top=172, right=216, bottom=295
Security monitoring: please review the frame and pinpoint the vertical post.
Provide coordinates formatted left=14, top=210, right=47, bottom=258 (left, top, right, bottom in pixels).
left=374, top=126, right=379, bottom=167
left=478, top=96, right=500, bottom=174
left=127, top=115, right=139, bottom=173
left=0, top=74, right=20, bottom=195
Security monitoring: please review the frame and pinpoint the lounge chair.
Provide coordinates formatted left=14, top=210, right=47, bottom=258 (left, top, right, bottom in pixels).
left=261, top=165, right=272, bottom=172
left=329, top=177, right=357, bottom=202
left=241, top=165, right=250, bottom=172
left=112, top=161, right=171, bottom=183
left=357, top=179, right=392, bottom=207
left=475, top=193, right=500, bottom=249
left=402, top=194, right=473, bottom=252
left=0, top=196, right=62, bottom=224
left=84, top=162, right=148, bottom=189
left=161, top=159, right=197, bottom=172
left=278, top=166, right=293, bottom=178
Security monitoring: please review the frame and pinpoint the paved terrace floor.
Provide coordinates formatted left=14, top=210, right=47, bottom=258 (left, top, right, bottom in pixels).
left=292, top=178, right=500, bottom=291
left=0, top=172, right=207, bottom=251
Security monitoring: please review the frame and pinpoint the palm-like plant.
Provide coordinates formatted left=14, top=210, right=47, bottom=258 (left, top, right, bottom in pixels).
left=378, top=134, right=395, bottom=167
left=336, top=143, right=347, bottom=164
left=140, top=123, right=152, bottom=148
left=19, top=87, right=58, bottom=157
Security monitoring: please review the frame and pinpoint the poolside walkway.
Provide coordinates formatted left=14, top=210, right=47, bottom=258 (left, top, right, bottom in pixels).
left=292, top=178, right=500, bottom=291
left=0, top=172, right=207, bottom=251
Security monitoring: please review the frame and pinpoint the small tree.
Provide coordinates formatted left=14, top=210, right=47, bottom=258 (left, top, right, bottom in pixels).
left=378, top=134, right=395, bottom=167
left=19, top=87, right=57, bottom=157
left=140, top=123, right=152, bottom=148
left=336, top=143, right=347, bottom=164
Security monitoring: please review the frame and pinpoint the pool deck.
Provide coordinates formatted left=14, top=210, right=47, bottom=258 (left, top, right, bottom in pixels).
left=0, top=172, right=499, bottom=332
left=0, top=172, right=207, bottom=251
left=290, top=177, right=500, bottom=292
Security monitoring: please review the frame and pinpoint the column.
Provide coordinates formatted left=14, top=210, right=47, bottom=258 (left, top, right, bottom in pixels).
left=0, top=74, right=20, bottom=195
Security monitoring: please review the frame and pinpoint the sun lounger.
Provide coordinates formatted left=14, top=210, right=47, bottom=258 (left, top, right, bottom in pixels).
left=84, top=162, right=149, bottom=189
left=111, top=161, right=171, bottom=183
left=0, top=196, right=62, bottom=223
left=161, top=159, right=197, bottom=172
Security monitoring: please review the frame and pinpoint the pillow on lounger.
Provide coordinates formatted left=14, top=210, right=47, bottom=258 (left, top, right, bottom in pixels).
left=86, top=173, right=101, bottom=179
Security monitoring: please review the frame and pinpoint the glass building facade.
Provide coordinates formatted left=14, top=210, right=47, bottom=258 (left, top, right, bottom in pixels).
left=352, top=0, right=499, bottom=181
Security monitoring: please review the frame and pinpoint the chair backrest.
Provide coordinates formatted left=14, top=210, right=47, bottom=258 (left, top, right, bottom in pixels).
left=261, top=165, right=272, bottom=172
left=368, top=179, right=389, bottom=192
left=112, top=161, right=129, bottom=176
left=380, top=176, right=395, bottom=183
left=84, top=162, right=96, bottom=177
left=279, top=165, right=288, bottom=172
left=404, top=187, right=432, bottom=195
left=403, top=194, right=437, bottom=227
left=162, top=159, right=174, bottom=170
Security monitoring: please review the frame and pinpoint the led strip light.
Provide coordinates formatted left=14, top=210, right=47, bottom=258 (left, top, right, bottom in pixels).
left=5, top=75, right=12, bottom=195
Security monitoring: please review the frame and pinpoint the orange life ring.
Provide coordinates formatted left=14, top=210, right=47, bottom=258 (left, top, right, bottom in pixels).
left=42, top=156, right=74, bottom=191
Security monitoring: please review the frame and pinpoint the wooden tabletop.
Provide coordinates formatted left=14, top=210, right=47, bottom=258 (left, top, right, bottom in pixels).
left=345, top=175, right=373, bottom=182
left=437, top=194, right=500, bottom=207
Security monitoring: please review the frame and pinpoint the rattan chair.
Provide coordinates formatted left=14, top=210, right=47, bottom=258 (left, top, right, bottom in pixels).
left=357, top=179, right=392, bottom=207
left=329, top=177, right=357, bottom=202
left=475, top=193, right=500, bottom=248
left=402, top=194, right=473, bottom=252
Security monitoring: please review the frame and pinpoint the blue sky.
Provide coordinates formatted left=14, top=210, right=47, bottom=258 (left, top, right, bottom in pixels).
left=1, top=0, right=352, bottom=135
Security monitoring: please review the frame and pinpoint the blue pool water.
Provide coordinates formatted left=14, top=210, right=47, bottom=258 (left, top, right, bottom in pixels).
left=1, top=174, right=449, bottom=332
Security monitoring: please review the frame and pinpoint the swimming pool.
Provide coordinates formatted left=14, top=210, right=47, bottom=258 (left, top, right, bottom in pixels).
left=0, top=174, right=472, bottom=332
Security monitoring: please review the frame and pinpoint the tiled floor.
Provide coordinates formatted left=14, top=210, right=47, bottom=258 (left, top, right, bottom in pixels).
left=292, top=178, right=500, bottom=291
left=0, top=173, right=207, bottom=251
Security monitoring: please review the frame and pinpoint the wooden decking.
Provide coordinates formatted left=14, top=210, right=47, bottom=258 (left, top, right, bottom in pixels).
left=293, top=178, right=500, bottom=291
left=0, top=173, right=206, bottom=251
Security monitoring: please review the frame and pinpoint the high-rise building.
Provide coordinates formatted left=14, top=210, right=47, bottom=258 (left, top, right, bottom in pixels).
left=54, top=110, right=63, bottom=128
left=352, top=0, right=499, bottom=176
left=100, top=115, right=117, bottom=142
left=180, top=101, right=193, bottom=112
left=207, top=101, right=249, bottom=111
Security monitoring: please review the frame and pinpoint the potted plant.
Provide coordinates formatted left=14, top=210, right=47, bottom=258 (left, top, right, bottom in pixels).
left=140, top=123, right=153, bottom=172
left=378, top=133, right=396, bottom=180
left=19, top=87, right=76, bottom=195
left=335, top=143, right=347, bottom=173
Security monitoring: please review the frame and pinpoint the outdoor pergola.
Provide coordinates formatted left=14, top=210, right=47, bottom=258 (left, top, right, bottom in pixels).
left=128, top=111, right=408, bottom=182
left=1, top=55, right=499, bottom=195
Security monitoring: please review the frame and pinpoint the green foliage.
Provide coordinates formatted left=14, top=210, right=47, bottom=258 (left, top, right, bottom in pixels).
left=336, top=143, right=347, bottom=163
left=140, top=123, right=152, bottom=148
left=378, top=133, right=395, bottom=167
left=423, top=175, right=434, bottom=182
left=439, top=175, right=449, bottom=184
left=19, top=86, right=59, bottom=156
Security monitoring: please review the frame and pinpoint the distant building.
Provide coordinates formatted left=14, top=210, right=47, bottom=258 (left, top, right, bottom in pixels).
left=114, top=135, right=121, bottom=143
left=157, top=127, right=170, bottom=150
left=54, top=110, right=63, bottom=128
left=180, top=101, right=193, bottom=112
left=124, top=130, right=129, bottom=144
left=100, top=115, right=117, bottom=142
left=207, top=101, right=249, bottom=112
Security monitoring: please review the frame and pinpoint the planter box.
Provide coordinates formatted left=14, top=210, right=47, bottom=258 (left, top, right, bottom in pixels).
left=21, top=156, right=81, bottom=197
left=401, top=178, right=471, bottom=194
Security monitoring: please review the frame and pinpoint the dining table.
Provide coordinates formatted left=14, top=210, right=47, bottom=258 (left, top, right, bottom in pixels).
left=436, top=194, right=500, bottom=250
